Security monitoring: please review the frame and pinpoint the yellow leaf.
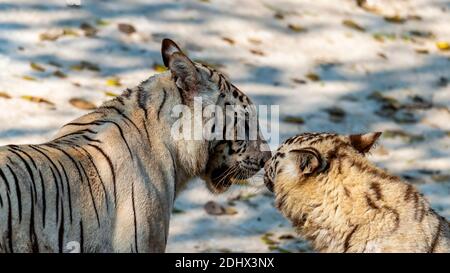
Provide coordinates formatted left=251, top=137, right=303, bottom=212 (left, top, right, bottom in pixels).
left=106, top=77, right=122, bottom=87
left=22, top=75, right=37, bottom=81
left=30, top=62, right=45, bottom=72
left=153, top=63, right=167, bottom=72
left=95, top=19, right=110, bottom=26
left=104, top=91, right=118, bottom=97
left=436, top=41, right=450, bottom=51
left=0, top=92, right=11, bottom=99
left=70, top=64, right=83, bottom=71
left=261, top=233, right=278, bottom=246
left=21, top=95, right=55, bottom=107
left=69, top=98, right=97, bottom=110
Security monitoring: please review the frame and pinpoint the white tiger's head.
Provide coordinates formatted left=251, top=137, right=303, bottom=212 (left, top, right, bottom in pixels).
left=161, top=39, right=271, bottom=193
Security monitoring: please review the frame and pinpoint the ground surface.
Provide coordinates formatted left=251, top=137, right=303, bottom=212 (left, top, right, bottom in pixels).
left=0, top=0, right=449, bottom=252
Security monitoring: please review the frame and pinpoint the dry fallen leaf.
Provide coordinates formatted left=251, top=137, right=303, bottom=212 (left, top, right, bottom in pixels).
left=69, top=98, right=97, bottom=110
left=377, top=52, right=388, bottom=60
left=431, top=174, right=450, bottom=183
left=118, top=23, right=136, bottom=34
left=248, top=38, right=262, bottom=45
left=261, top=233, right=278, bottom=246
left=288, top=24, right=307, bottom=33
left=269, top=246, right=292, bottom=253
left=436, top=41, right=450, bottom=51
left=278, top=234, right=295, bottom=240
left=0, top=92, right=11, bottom=99
left=415, top=49, right=429, bottom=54
left=80, top=22, right=98, bottom=37
left=325, top=106, right=346, bottom=123
left=224, top=207, right=238, bottom=215
left=70, top=61, right=100, bottom=72
left=383, top=130, right=424, bottom=143
left=250, top=49, right=265, bottom=56
left=408, top=30, right=435, bottom=39
left=221, top=37, right=235, bottom=45
left=306, top=73, right=320, bottom=81
left=62, top=28, right=79, bottom=37
left=292, top=78, right=307, bottom=84
left=21, top=95, right=55, bottom=107
left=30, top=62, right=46, bottom=72
left=383, top=15, right=406, bottom=24
left=22, top=75, right=37, bottom=81
left=373, top=32, right=396, bottom=42
left=53, top=70, right=67, bottom=78
left=283, top=116, right=305, bottom=124
left=39, top=29, right=64, bottom=41
left=274, top=12, right=284, bottom=20
left=342, top=19, right=365, bottom=32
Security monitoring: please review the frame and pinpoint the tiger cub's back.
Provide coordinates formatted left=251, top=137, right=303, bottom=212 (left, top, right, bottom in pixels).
left=264, top=132, right=450, bottom=253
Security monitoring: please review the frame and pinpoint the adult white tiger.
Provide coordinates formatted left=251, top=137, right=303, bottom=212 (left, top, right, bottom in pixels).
left=0, top=39, right=271, bottom=253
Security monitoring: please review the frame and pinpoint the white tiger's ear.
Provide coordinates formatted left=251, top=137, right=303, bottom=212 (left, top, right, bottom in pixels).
left=349, top=132, right=382, bottom=154
left=289, top=148, right=325, bottom=175
left=161, top=39, right=200, bottom=94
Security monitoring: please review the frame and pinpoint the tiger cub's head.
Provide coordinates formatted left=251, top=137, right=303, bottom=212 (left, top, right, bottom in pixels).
left=161, top=39, right=271, bottom=193
left=263, top=132, right=381, bottom=213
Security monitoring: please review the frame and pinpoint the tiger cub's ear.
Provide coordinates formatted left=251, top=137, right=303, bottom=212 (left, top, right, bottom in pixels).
left=289, top=148, right=325, bottom=175
left=161, top=38, right=200, bottom=95
left=349, top=132, right=382, bottom=154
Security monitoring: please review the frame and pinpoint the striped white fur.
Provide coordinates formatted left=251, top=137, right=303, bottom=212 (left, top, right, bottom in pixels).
left=0, top=39, right=270, bottom=253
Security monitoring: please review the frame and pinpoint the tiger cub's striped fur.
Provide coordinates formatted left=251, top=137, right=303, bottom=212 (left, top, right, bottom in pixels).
left=0, top=39, right=270, bottom=253
left=264, top=132, right=450, bottom=253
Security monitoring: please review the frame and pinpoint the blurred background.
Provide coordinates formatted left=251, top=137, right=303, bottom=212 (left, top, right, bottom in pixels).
left=0, top=0, right=449, bottom=252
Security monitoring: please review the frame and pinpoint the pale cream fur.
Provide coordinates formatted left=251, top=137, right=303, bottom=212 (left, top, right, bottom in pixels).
left=265, top=133, right=450, bottom=253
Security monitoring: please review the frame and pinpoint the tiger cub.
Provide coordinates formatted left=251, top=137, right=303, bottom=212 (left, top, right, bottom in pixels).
left=264, top=132, right=450, bottom=253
